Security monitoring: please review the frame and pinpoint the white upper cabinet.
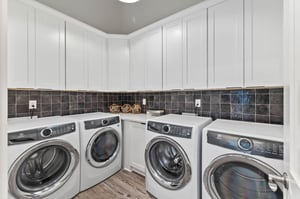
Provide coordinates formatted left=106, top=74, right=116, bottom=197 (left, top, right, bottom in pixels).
left=66, top=22, right=87, bottom=90
left=183, top=10, right=208, bottom=89
left=129, top=27, right=163, bottom=91
left=86, top=32, right=107, bottom=91
left=107, top=39, right=130, bottom=91
left=8, top=0, right=284, bottom=91
left=145, top=28, right=163, bottom=91
left=129, top=35, right=146, bottom=91
left=8, top=0, right=66, bottom=90
left=66, top=22, right=107, bottom=91
left=35, top=9, right=65, bottom=90
left=8, top=0, right=35, bottom=88
left=163, top=20, right=184, bottom=90
left=244, top=0, right=283, bottom=87
left=208, top=0, right=244, bottom=88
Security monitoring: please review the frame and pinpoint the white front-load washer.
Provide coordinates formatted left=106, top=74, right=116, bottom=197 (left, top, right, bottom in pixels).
left=202, top=119, right=284, bottom=199
left=145, top=114, right=212, bottom=199
left=65, top=112, right=122, bottom=191
left=8, top=117, right=80, bottom=199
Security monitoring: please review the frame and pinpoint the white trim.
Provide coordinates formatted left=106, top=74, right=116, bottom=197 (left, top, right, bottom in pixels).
left=17, top=0, right=225, bottom=40
left=127, top=0, right=225, bottom=39
left=0, top=0, right=8, bottom=198
left=106, top=34, right=128, bottom=39
left=18, top=0, right=108, bottom=37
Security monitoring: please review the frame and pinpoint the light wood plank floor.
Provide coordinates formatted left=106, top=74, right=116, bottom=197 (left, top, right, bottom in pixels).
left=73, top=170, right=156, bottom=199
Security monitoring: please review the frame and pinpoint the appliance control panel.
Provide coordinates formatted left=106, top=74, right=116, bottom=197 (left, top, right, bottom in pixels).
left=207, top=130, right=284, bottom=160
left=85, top=116, right=120, bottom=130
left=147, top=121, right=192, bottom=139
left=8, top=123, right=76, bottom=145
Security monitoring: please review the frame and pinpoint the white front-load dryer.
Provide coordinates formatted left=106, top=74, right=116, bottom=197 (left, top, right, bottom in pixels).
left=7, top=117, right=80, bottom=199
left=65, top=112, right=122, bottom=191
left=202, top=119, right=284, bottom=199
left=145, top=114, right=212, bottom=199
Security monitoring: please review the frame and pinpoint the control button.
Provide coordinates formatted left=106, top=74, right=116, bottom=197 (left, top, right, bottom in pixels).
left=238, top=138, right=253, bottom=151
left=272, top=144, right=278, bottom=154
left=266, top=143, right=273, bottom=152
left=254, top=143, right=264, bottom=152
left=41, top=128, right=53, bottom=137
left=279, top=144, right=284, bottom=154
left=177, top=128, right=181, bottom=136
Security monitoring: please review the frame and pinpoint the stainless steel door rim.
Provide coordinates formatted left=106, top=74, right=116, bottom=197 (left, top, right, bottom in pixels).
left=8, top=139, right=79, bottom=199
left=86, top=127, right=120, bottom=168
left=145, top=136, right=192, bottom=190
left=204, top=153, right=283, bottom=199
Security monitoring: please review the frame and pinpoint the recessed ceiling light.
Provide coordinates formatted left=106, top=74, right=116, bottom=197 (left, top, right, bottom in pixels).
left=119, top=0, right=140, bottom=3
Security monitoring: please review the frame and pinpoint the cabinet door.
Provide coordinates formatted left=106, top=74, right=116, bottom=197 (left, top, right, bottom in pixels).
left=145, top=28, right=163, bottom=91
left=86, top=32, right=107, bottom=91
left=107, top=39, right=130, bottom=91
left=183, top=10, right=207, bottom=89
left=66, top=22, right=87, bottom=90
left=163, top=20, right=183, bottom=90
left=8, top=0, right=35, bottom=88
left=245, top=0, right=283, bottom=87
left=35, top=9, right=65, bottom=90
left=129, top=36, right=145, bottom=91
left=127, top=121, right=146, bottom=175
left=208, top=0, right=244, bottom=88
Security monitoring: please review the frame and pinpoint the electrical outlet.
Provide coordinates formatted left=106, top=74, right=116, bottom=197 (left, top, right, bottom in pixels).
left=195, top=99, right=201, bottom=108
left=142, top=98, right=147, bottom=105
left=29, top=100, right=37, bottom=109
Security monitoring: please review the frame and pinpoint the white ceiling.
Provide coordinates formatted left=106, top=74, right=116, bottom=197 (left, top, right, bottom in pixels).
left=36, top=0, right=204, bottom=34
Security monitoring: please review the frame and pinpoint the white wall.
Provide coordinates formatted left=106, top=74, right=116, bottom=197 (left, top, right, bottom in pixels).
left=284, top=0, right=300, bottom=197
left=0, top=0, right=8, bottom=198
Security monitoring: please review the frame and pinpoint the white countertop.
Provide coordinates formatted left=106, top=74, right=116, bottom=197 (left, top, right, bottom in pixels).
left=119, top=113, right=154, bottom=124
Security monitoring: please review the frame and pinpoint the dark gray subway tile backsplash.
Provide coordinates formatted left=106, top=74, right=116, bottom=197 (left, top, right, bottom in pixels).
left=7, top=88, right=284, bottom=124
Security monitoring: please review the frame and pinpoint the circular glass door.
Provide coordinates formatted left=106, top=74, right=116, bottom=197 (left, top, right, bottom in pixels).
left=86, top=127, right=120, bottom=168
left=204, top=154, right=283, bottom=199
left=8, top=140, right=79, bottom=199
left=145, top=136, right=191, bottom=190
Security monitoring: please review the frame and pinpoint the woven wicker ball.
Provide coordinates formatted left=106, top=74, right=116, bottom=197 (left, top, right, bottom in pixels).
left=109, top=104, right=121, bottom=113
left=131, top=104, right=142, bottom=114
left=121, top=104, right=132, bottom=113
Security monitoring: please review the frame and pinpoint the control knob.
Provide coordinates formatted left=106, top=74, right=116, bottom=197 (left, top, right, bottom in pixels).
left=162, top=125, right=171, bottom=134
left=238, top=138, right=253, bottom=151
left=102, top=119, right=108, bottom=126
left=41, top=128, right=53, bottom=138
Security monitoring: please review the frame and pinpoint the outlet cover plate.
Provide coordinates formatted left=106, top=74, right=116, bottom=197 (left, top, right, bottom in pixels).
left=195, top=99, right=201, bottom=108
left=142, top=98, right=147, bottom=105
left=29, top=100, right=37, bottom=109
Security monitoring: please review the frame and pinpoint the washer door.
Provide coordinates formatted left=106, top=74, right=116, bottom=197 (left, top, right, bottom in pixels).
left=86, top=127, right=120, bottom=168
left=8, top=140, right=79, bottom=199
left=204, top=154, right=283, bottom=199
left=145, top=136, right=191, bottom=190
